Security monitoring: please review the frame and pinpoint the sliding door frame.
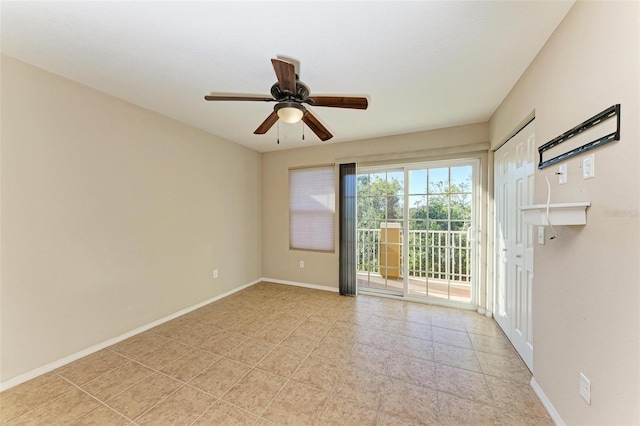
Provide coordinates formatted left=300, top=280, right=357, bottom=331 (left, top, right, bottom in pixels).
left=356, top=157, right=481, bottom=310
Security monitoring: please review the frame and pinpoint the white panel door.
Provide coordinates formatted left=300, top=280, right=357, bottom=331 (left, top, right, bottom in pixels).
left=494, top=120, right=535, bottom=371
left=493, top=142, right=512, bottom=335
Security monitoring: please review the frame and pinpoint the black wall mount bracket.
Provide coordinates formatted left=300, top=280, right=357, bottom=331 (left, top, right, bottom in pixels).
left=538, top=104, right=620, bottom=169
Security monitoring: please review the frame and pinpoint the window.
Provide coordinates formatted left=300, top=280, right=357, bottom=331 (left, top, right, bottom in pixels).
left=289, top=165, right=335, bottom=251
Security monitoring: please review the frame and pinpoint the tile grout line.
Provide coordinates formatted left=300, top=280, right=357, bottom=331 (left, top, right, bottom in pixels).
left=5, top=350, right=135, bottom=423
left=86, top=344, right=230, bottom=423
left=0, top=375, right=78, bottom=424
left=252, top=310, right=340, bottom=424
left=177, top=308, right=322, bottom=425
left=309, top=313, right=351, bottom=426
left=109, top=321, right=290, bottom=425
left=56, top=373, right=139, bottom=425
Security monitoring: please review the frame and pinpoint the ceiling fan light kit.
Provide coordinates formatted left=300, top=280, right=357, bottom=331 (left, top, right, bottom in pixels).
left=275, top=101, right=305, bottom=124
left=204, top=58, right=368, bottom=142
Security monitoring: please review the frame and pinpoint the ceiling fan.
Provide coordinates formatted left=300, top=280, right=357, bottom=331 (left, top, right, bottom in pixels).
left=204, top=58, right=368, bottom=141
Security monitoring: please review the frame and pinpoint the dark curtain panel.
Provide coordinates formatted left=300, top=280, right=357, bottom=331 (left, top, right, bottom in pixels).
left=339, top=163, right=357, bottom=296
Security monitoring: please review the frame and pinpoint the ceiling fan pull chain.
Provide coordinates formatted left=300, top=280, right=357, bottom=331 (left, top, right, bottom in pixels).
left=302, top=122, right=305, bottom=140
left=277, top=121, right=280, bottom=144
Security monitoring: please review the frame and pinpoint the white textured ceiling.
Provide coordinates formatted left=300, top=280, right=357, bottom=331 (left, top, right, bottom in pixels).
left=1, top=1, right=573, bottom=152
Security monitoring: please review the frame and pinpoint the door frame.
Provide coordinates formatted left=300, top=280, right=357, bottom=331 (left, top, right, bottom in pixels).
left=492, top=118, right=535, bottom=371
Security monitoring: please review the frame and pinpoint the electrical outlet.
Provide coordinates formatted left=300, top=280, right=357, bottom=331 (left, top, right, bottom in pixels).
left=579, top=372, right=591, bottom=405
left=299, top=261, right=305, bottom=269
left=213, top=269, right=219, bottom=279
left=583, top=154, right=595, bottom=179
left=558, top=164, right=567, bottom=184
left=538, top=226, right=545, bottom=245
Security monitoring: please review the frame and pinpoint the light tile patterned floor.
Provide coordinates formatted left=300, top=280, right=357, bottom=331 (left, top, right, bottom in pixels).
left=0, top=282, right=553, bottom=425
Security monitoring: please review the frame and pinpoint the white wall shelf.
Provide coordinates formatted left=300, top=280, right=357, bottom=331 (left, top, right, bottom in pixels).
left=520, top=202, right=591, bottom=226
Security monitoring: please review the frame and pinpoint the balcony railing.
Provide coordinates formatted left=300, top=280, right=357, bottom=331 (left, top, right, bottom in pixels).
left=357, top=228, right=471, bottom=283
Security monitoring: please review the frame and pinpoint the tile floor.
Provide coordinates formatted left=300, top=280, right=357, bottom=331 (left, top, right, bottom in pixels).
left=0, top=282, right=553, bottom=425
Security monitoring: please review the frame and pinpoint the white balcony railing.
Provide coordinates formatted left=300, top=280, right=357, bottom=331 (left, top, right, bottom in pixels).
left=357, top=228, right=471, bottom=283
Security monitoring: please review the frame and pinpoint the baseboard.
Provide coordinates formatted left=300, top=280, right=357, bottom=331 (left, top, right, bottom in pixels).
left=531, top=376, right=565, bottom=426
left=261, top=277, right=339, bottom=293
left=0, top=278, right=261, bottom=392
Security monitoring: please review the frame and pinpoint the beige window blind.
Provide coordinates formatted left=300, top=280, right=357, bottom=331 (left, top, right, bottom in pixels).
left=289, top=166, right=335, bottom=251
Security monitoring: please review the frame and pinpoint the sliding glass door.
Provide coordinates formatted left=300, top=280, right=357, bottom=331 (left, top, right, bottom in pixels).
left=356, top=169, right=405, bottom=295
left=356, top=159, right=478, bottom=306
left=405, top=162, right=475, bottom=303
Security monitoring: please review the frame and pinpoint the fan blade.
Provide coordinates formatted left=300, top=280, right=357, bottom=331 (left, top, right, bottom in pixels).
left=309, top=96, right=368, bottom=109
left=271, top=58, right=296, bottom=94
left=205, top=95, right=273, bottom=102
left=254, top=111, right=279, bottom=134
left=302, top=111, right=333, bottom=141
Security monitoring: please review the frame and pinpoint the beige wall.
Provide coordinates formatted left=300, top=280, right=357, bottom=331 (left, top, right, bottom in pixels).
left=490, top=1, right=639, bottom=424
left=261, top=123, right=489, bottom=300
left=0, top=56, right=262, bottom=383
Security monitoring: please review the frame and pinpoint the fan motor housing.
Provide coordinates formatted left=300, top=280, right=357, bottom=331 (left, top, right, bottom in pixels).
left=270, top=79, right=310, bottom=102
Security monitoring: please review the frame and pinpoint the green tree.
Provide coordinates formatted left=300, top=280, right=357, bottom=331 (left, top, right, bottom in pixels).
left=356, top=174, right=403, bottom=272
left=409, top=180, right=471, bottom=231
left=357, top=174, right=403, bottom=229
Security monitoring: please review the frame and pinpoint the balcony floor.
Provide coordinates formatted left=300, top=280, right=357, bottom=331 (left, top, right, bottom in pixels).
left=357, top=272, right=471, bottom=302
